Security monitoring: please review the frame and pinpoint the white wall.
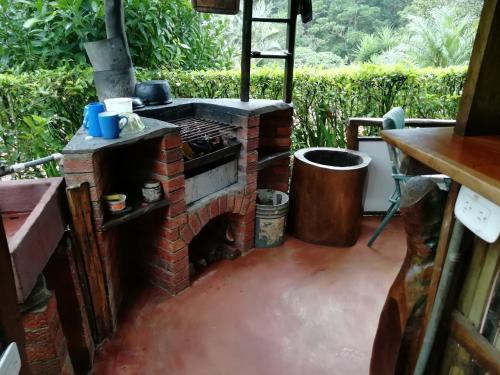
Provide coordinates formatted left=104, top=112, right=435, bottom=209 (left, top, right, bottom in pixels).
left=359, top=138, right=395, bottom=212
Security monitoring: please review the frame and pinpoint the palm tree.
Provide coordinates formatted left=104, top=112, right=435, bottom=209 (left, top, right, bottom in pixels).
left=355, top=26, right=399, bottom=63
left=404, top=6, right=477, bottom=67
left=220, top=0, right=282, bottom=67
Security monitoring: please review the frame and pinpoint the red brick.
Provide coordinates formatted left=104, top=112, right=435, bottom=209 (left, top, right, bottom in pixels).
left=164, top=148, right=183, bottom=163
left=173, top=278, right=190, bottom=294
left=169, top=238, right=186, bottom=252
left=167, top=188, right=185, bottom=204
left=188, top=213, right=202, bottom=236
left=180, top=224, right=194, bottom=243
left=246, top=173, right=257, bottom=184
left=22, top=297, right=58, bottom=331
left=168, top=200, right=187, bottom=218
left=248, top=116, right=260, bottom=128
left=162, top=175, right=185, bottom=193
left=161, top=227, right=179, bottom=241
left=226, top=194, right=235, bottom=213
left=197, top=206, right=210, bottom=226
left=246, top=138, right=259, bottom=151
left=259, top=138, right=292, bottom=150
left=233, top=194, right=244, bottom=213
left=166, top=160, right=184, bottom=176
left=28, top=359, right=61, bottom=374
left=240, top=196, right=253, bottom=215
left=152, top=160, right=168, bottom=176
left=246, top=161, right=257, bottom=174
left=209, top=199, right=219, bottom=219
left=218, top=195, right=227, bottom=214
left=162, top=133, right=182, bottom=150
left=24, top=327, right=52, bottom=344
left=245, top=181, right=257, bottom=195
left=154, top=248, right=187, bottom=263
left=171, top=256, right=189, bottom=273
left=156, top=236, right=176, bottom=252
left=63, top=154, right=94, bottom=173
left=248, top=151, right=258, bottom=163
left=164, top=213, right=187, bottom=229
left=247, top=126, right=259, bottom=139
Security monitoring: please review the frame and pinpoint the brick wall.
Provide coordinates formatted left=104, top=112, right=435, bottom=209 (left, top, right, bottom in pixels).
left=22, top=295, right=74, bottom=375
left=62, top=106, right=292, bottom=343
left=44, top=236, right=94, bottom=373
left=257, top=108, right=293, bottom=193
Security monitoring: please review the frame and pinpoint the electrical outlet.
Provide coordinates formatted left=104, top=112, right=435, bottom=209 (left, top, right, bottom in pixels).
left=455, top=186, right=500, bottom=244
left=0, top=342, right=21, bottom=375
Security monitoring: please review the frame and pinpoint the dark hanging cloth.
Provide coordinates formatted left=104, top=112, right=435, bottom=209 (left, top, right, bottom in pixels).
left=299, top=0, right=312, bottom=24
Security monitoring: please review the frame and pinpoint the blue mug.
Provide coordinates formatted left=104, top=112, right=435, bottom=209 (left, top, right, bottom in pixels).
left=98, top=111, right=129, bottom=139
left=83, top=102, right=105, bottom=137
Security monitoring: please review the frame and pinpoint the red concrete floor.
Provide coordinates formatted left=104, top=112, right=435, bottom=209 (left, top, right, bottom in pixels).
left=92, top=216, right=406, bottom=375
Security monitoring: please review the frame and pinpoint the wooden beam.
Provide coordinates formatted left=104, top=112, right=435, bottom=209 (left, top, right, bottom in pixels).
left=450, top=310, right=500, bottom=374
left=456, top=0, right=500, bottom=136
left=66, top=183, right=112, bottom=342
left=0, top=221, right=30, bottom=374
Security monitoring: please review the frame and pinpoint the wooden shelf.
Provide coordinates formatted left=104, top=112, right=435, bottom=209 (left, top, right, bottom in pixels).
left=381, top=127, right=500, bottom=204
left=101, top=199, right=169, bottom=231
left=258, top=151, right=290, bottom=170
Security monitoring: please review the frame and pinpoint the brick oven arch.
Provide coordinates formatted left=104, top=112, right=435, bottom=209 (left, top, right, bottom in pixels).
left=182, top=191, right=257, bottom=248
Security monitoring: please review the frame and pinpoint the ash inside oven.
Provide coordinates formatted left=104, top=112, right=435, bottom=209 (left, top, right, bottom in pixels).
left=188, top=215, right=241, bottom=278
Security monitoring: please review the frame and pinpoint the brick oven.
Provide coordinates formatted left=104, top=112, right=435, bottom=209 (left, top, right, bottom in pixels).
left=62, top=98, right=293, bottom=333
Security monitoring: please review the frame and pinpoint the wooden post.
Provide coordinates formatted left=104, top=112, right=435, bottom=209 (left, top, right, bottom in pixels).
left=66, top=183, right=112, bottom=342
left=455, top=0, right=500, bottom=136
left=240, top=0, right=253, bottom=102
left=0, top=221, right=30, bottom=374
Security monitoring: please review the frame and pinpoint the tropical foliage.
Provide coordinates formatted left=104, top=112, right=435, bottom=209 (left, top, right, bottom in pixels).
left=0, top=0, right=233, bottom=72
left=0, top=66, right=466, bottom=177
left=220, top=0, right=483, bottom=68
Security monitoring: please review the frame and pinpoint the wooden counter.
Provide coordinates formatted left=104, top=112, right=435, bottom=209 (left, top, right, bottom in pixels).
left=381, top=127, right=500, bottom=205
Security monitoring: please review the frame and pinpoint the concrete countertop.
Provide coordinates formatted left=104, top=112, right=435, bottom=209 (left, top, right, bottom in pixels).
left=135, top=98, right=293, bottom=118
left=63, top=116, right=179, bottom=154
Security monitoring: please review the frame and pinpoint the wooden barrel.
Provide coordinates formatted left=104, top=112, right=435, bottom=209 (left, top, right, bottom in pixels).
left=288, top=147, right=371, bottom=247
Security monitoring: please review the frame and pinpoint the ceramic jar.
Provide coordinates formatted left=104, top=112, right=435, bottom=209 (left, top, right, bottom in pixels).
left=142, top=180, right=163, bottom=203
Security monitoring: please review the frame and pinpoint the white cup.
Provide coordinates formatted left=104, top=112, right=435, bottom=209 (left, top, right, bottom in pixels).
left=104, top=97, right=133, bottom=114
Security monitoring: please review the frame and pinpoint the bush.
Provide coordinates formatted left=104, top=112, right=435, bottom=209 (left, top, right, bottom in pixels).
left=0, top=0, right=232, bottom=72
left=0, top=65, right=466, bottom=177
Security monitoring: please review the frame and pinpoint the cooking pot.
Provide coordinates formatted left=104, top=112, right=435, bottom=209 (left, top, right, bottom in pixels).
left=135, top=80, right=173, bottom=106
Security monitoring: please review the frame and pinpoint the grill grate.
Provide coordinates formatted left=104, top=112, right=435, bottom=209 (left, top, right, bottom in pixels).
left=170, top=117, right=239, bottom=143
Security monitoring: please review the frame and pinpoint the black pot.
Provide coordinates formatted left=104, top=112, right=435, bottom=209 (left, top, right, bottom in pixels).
left=135, top=80, right=173, bottom=106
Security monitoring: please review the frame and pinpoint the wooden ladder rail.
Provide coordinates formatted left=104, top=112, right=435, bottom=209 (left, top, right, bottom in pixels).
left=240, top=0, right=299, bottom=103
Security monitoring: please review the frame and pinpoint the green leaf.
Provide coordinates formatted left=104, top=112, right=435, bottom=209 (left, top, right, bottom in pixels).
left=22, top=18, right=39, bottom=29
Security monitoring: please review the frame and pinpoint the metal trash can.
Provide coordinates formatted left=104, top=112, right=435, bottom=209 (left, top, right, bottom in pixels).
left=255, top=189, right=289, bottom=248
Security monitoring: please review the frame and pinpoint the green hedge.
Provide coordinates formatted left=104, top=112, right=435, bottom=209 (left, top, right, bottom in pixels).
left=0, top=65, right=466, bottom=177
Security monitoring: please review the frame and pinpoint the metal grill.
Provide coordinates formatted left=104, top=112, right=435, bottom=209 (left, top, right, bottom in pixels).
left=170, top=117, right=239, bottom=143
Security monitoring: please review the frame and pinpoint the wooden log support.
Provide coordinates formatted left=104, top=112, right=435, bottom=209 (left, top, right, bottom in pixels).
left=66, top=183, right=112, bottom=342
left=370, top=176, right=448, bottom=375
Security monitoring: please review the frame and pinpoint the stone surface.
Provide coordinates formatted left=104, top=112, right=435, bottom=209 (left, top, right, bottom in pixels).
left=92, top=217, right=405, bottom=375
left=136, top=98, right=292, bottom=118
left=63, top=117, right=178, bottom=154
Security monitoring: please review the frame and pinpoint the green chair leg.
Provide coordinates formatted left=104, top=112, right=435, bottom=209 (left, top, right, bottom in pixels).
left=368, top=198, right=400, bottom=247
